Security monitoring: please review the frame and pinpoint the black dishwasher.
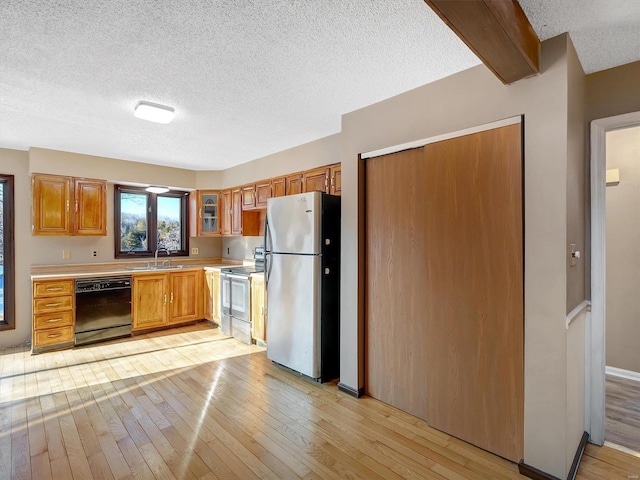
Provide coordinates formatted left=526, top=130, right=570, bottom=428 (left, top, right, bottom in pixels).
left=75, top=276, right=132, bottom=346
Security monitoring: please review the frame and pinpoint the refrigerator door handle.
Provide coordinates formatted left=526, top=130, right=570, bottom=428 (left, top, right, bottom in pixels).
left=264, top=213, right=271, bottom=253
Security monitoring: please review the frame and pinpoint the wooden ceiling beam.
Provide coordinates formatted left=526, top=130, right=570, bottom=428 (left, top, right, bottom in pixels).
left=424, top=0, right=540, bottom=84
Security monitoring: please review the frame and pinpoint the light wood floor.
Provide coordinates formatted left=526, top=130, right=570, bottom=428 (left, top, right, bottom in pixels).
left=0, top=323, right=638, bottom=480
left=606, top=374, right=640, bottom=453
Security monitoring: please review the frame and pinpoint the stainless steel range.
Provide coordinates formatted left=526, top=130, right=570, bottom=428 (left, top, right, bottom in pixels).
left=220, top=248, right=264, bottom=344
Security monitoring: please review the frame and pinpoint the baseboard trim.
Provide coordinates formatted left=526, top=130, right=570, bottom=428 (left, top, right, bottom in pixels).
left=606, top=366, right=640, bottom=382
left=518, top=431, right=589, bottom=480
left=567, top=432, right=589, bottom=480
left=337, top=382, right=364, bottom=398
left=518, top=462, right=562, bottom=480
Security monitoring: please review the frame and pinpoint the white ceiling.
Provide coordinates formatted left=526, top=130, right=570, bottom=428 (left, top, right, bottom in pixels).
left=1, top=1, right=638, bottom=171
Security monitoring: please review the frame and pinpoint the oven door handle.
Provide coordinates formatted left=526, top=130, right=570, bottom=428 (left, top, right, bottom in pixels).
left=227, top=274, right=249, bottom=281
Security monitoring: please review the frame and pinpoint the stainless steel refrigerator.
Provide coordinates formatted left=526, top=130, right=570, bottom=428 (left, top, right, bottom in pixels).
left=264, top=191, right=340, bottom=382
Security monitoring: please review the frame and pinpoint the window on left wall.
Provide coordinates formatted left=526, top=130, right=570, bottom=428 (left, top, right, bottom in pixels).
left=114, top=185, right=189, bottom=258
left=0, top=174, right=15, bottom=330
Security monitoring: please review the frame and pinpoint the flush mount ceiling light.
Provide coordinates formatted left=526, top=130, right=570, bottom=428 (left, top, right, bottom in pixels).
left=134, top=101, right=175, bottom=124
left=145, top=186, right=170, bottom=193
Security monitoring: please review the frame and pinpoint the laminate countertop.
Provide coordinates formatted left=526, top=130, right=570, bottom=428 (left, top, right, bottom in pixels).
left=31, top=258, right=252, bottom=280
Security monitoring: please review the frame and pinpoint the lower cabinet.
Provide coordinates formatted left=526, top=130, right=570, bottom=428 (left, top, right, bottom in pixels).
left=204, top=269, right=221, bottom=323
left=132, top=270, right=203, bottom=331
left=32, top=278, right=75, bottom=353
left=251, top=274, right=265, bottom=343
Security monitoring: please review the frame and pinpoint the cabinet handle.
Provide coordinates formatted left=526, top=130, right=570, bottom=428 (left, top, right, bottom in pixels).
left=45, top=302, right=62, bottom=307
left=170, top=292, right=174, bottom=303
left=46, top=287, right=63, bottom=291
left=45, top=318, right=62, bottom=323
left=75, top=201, right=78, bottom=213
left=164, top=294, right=167, bottom=304
left=47, top=333, right=62, bottom=338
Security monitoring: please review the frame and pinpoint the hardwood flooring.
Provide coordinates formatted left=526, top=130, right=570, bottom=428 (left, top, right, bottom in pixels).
left=606, top=374, right=640, bottom=453
left=0, top=322, right=638, bottom=480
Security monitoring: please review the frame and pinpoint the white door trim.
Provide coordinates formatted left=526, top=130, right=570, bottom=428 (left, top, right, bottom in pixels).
left=588, top=111, right=640, bottom=445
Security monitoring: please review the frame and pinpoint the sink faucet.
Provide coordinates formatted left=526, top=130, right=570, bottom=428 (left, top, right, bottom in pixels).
left=154, top=247, right=170, bottom=267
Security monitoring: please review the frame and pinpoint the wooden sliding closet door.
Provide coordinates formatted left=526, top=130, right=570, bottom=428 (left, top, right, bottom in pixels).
left=365, top=147, right=430, bottom=420
left=424, top=123, right=523, bottom=462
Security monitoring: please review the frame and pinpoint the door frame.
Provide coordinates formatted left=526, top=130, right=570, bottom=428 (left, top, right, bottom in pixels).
left=587, top=110, right=640, bottom=445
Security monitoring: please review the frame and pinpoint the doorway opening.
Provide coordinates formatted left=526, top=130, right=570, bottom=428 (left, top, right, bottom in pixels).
left=588, top=112, right=640, bottom=453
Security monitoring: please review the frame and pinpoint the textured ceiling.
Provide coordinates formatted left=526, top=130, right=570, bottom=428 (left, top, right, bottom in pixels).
left=1, top=1, right=638, bottom=171
left=519, top=0, right=640, bottom=74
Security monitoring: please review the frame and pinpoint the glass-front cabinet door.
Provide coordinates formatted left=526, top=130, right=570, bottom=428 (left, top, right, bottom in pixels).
left=198, top=191, right=220, bottom=236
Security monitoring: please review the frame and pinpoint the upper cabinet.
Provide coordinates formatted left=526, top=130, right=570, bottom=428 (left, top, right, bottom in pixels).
left=74, top=178, right=107, bottom=235
left=192, top=190, right=220, bottom=236
left=220, top=190, right=232, bottom=235
left=255, top=181, right=271, bottom=208
left=231, top=188, right=243, bottom=235
left=271, top=177, right=286, bottom=198
left=241, top=185, right=256, bottom=210
left=302, top=167, right=329, bottom=194
left=32, top=173, right=106, bottom=236
left=286, top=173, right=303, bottom=195
left=330, top=164, right=341, bottom=196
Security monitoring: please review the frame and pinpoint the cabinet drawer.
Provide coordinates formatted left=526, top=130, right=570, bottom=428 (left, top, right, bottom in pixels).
left=34, top=311, right=74, bottom=330
left=34, top=280, right=74, bottom=297
left=33, top=325, right=74, bottom=348
left=34, top=295, right=73, bottom=314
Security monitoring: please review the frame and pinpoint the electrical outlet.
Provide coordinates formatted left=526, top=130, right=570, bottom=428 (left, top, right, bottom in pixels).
left=92, top=250, right=98, bottom=257
left=191, top=247, right=199, bottom=255
left=62, top=250, right=70, bottom=259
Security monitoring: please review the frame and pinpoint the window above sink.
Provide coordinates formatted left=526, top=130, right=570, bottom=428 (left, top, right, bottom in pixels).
left=115, top=185, right=189, bottom=259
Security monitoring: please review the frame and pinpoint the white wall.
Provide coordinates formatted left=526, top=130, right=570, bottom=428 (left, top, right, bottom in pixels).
left=606, top=125, right=640, bottom=373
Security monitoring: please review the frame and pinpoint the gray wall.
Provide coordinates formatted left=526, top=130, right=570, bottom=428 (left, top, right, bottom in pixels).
left=606, top=126, right=640, bottom=373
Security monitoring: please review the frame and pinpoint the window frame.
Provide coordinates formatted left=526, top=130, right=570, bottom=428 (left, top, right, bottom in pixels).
left=114, top=185, right=190, bottom=259
left=0, top=174, right=15, bottom=331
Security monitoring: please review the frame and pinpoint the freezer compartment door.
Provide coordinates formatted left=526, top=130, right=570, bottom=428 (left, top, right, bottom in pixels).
left=266, top=254, right=321, bottom=378
left=266, top=192, right=322, bottom=254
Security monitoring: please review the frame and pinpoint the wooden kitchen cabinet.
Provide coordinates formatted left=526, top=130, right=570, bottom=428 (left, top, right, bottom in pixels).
left=32, top=174, right=72, bottom=235
left=132, top=274, right=169, bottom=330
left=169, top=270, right=203, bottom=325
left=32, top=278, right=75, bottom=353
left=32, top=173, right=106, bottom=236
left=220, top=190, right=232, bottom=235
left=286, top=173, right=303, bottom=195
left=241, top=185, right=256, bottom=210
left=271, top=177, right=286, bottom=198
left=192, top=190, right=220, bottom=236
left=255, top=181, right=271, bottom=208
left=251, top=275, right=266, bottom=344
left=231, top=188, right=243, bottom=235
left=204, top=269, right=221, bottom=324
left=330, top=164, right=341, bottom=196
left=74, top=178, right=107, bottom=235
left=302, top=167, right=329, bottom=193
left=133, top=270, right=204, bottom=331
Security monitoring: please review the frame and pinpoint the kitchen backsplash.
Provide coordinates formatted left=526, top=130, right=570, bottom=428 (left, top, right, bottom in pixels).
left=223, top=236, right=264, bottom=261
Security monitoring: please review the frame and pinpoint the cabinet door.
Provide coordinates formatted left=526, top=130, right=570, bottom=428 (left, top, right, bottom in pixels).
left=271, top=177, right=286, bottom=198
left=251, top=275, right=265, bottom=342
left=330, top=164, right=341, bottom=196
left=302, top=167, right=329, bottom=193
left=198, top=191, right=220, bottom=236
left=32, top=174, right=72, bottom=235
left=285, top=174, right=303, bottom=196
left=204, top=272, right=213, bottom=321
left=231, top=188, right=243, bottom=235
left=169, top=270, right=202, bottom=324
left=74, top=178, right=107, bottom=235
left=132, top=274, right=168, bottom=330
left=220, top=190, right=232, bottom=235
left=212, top=270, right=221, bottom=323
left=255, top=181, right=271, bottom=208
left=241, top=185, right=256, bottom=210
